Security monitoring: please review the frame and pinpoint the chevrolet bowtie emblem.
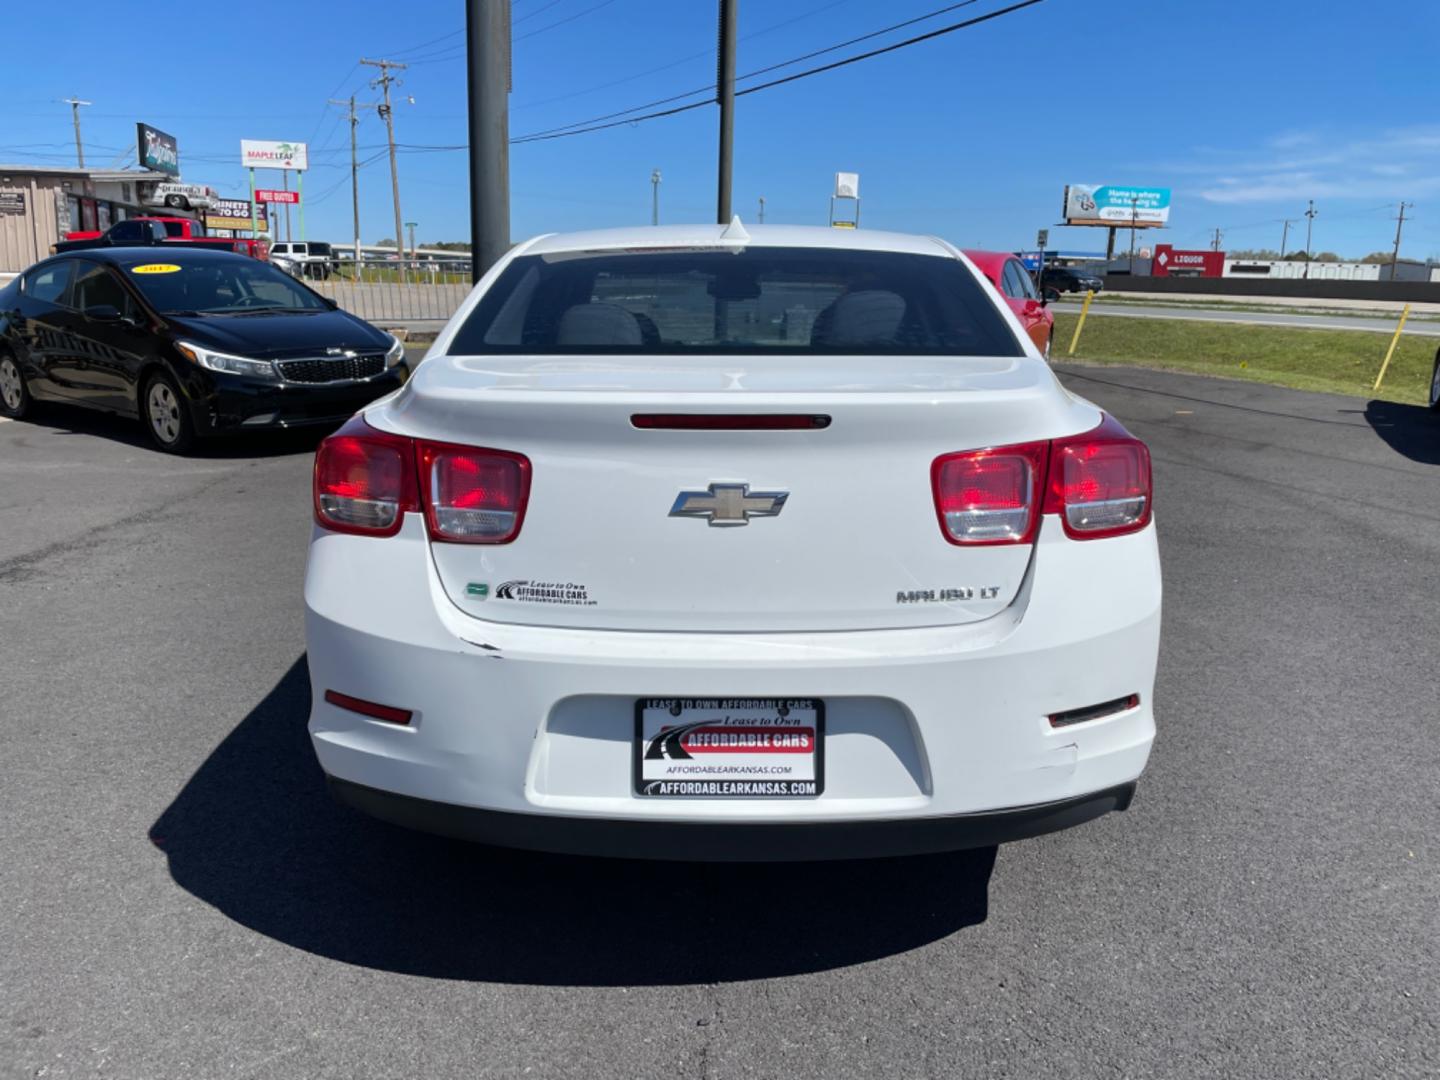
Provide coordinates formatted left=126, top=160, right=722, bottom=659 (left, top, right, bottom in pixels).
left=669, top=483, right=789, bottom=527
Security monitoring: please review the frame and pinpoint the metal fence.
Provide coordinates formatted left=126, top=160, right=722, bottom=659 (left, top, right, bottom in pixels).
left=294, top=258, right=473, bottom=327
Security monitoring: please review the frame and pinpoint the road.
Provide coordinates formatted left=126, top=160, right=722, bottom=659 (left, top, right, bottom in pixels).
left=1053, top=299, right=1440, bottom=337
left=2, top=366, right=1437, bottom=1079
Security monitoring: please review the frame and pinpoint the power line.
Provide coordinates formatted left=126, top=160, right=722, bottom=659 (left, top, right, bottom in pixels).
left=515, top=0, right=987, bottom=139
left=511, top=0, right=858, bottom=112
left=512, top=0, right=1045, bottom=144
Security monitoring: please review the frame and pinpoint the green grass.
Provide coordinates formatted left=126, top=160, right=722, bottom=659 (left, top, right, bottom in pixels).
left=1052, top=313, right=1437, bottom=405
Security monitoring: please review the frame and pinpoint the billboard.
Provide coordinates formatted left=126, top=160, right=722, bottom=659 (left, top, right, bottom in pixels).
left=204, top=199, right=268, bottom=233
left=241, top=140, right=309, bottom=171
left=137, top=123, right=180, bottom=176
left=1063, top=185, right=1171, bottom=227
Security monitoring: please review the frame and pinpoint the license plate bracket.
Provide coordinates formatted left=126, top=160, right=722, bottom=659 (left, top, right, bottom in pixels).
left=633, top=697, right=824, bottom=798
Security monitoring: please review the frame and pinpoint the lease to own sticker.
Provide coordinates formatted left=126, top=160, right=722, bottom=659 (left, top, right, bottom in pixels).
left=130, top=264, right=181, bottom=274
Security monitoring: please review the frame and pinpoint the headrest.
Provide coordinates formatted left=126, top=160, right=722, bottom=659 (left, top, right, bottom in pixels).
left=555, top=303, right=643, bottom=346
left=811, top=290, right=906, bottom=346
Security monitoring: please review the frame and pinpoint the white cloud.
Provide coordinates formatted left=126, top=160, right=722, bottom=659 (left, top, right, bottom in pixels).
left=1147, top=126, right=1440, bottom=205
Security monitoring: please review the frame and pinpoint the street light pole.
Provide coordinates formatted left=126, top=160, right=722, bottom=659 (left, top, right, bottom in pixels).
left=715, top=0, right=737, bottom=223
left=405, top=221, right=418, bottom=259
left=651, top=169, right=661, bottom=226
left=62, top=98, right=90, bottom=168
left=1303, top=200, right=1317, bottom=279
left=465, top=0, right=512, bottom=282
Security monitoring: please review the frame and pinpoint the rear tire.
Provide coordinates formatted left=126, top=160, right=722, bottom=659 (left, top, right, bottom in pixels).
left=1429, top=350, right=1440, bottom=411
left=142, top=371, right=196, bottom=453
left=0, top=352, right=31, bottom=420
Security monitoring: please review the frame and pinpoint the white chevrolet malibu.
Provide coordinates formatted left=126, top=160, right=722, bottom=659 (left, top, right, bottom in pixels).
left=304, top=222, right=1160, bottom=860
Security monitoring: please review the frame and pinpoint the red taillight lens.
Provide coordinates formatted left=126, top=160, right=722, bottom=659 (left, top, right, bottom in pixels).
left=1044, top=414, right=1152, bottom=539
left=313, top=417, right=418, bottom=536
left=418, top=441, right=531, bottom=543
left=931, top=441, right=1047, bottom=545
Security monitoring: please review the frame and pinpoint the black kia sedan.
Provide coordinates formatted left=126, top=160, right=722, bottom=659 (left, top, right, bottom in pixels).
left=0, top=248, right=407, bottom=452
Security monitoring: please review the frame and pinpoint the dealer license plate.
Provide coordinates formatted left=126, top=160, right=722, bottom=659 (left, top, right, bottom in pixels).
left=634, top=697, right=824, bottom=798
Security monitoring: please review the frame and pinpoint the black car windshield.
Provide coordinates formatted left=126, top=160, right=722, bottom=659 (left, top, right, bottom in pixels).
left=121, top=259, right=328, bottom=315
left=448, top=247, right=1022, bottom=356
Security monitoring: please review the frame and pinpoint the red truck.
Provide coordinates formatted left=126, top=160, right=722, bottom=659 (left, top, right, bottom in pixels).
left=53, top=216, right=270, bottom=260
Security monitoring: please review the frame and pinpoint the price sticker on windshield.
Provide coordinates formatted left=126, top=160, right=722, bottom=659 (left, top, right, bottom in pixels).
left=130, top=264, right=182, bottom=274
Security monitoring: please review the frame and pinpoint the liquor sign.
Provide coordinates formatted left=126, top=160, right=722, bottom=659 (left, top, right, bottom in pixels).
left=137, top=123, right=180, bottom=177
left=254, top=189, right=300, bottom=204
left=204, top=198, right=268, bottom=233
left=240, top=140, right=309, bottom=171
left=1151, top=244, right=1224, bottom=278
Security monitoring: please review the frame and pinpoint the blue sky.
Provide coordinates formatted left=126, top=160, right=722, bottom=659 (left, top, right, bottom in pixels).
left=6, top=0, right=1438, bottom=258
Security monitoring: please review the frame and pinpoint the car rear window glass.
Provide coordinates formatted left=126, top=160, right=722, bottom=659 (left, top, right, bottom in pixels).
left=23, top=261, right=74, bottom=306
left=449, top=247, right=1022, bottom=356
left=160, top=221, right=191, bottom=237
left=122, top=259, right=328, bottom=314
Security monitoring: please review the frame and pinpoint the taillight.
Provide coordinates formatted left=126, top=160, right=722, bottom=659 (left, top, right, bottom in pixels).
left=1043, top=414, right=1152, bottom=539
left=930, top=415, right=1151, bottom=545
left=418, top=441, right=530, bottom=543
left=314, top=420, right=532, bottom=543
left=313, top=417, right=418, bottom=536
left=931, top=441, right=1047, bottom=545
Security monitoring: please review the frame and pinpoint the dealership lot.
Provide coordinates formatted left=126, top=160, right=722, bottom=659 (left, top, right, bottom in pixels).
left=1, top=365, right=1437, bottom=1078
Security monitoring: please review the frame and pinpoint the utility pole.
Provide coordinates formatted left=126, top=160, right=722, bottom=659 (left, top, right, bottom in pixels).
left=62, top=98, right=90, bottom=168
left=1279, top=218, right=1295, bottom=259
left=715, top=0, right=737, bottom=223
left=328, top=96, right=363, bottom=265
left=361, top=57, right=409, bottom=275
left=758, top=195, right=765, bottom=224
left=1303, top=200, right=1317, bottom=280
left=466, top=0, right=512, bottom=282
left=1211, top=227, right=1223, bottom=252
left=406, top=221, right=418, bottom=259
left=1389, top=201, right=1413, bottom=282
left=651, top=169, right=662, bottom=226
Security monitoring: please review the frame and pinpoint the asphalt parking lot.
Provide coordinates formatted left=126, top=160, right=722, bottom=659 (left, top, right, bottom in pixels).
left=2, top=363, right=1437, bottom=1079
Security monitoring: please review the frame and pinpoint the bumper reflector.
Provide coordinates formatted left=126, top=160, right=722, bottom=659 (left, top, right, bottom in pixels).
left=324, top=689, right=413, bottom=726
left=1049, top=693, right=1139, bottom=728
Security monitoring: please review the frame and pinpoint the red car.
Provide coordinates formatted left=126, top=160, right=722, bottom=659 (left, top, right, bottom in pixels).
left=963, top=249, right=1054, bottom=356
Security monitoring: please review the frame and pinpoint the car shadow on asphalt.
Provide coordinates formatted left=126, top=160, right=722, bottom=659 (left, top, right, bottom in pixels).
left=14, top=403, right=330, bottom=459
left=1364, top=399, right=1440, bottom=465
left=150, top=657, right=997, bottom=986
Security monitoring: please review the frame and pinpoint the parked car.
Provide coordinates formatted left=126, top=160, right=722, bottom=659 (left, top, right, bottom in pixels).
left=1041, top=264, right=1104, bottom=294
left=53, top=216, right=270, bottom=261
left=0, top=248, right=407, bottom=452
left=270, top=241, right=334, bottom=279
left=963, top=249, right=1054, bottom=355
left=305, top=223, right=1160, bottom=861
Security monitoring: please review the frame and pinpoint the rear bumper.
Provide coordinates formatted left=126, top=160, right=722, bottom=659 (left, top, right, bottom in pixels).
left=305, top=515, right=1161, bottom=858
left=327, top=775, right=1138, bottom=861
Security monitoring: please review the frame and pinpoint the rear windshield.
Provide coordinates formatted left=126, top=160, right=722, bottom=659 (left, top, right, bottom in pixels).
left=160, top=220, right=195, bottom=238
left=449, top=247, right=1022, bottom=356
left=308, top=242, right=333, bottom=256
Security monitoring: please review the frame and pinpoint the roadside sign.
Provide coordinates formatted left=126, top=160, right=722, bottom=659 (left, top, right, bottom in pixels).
left=1037, top=228, right=1049, bottom=247
left=0, top=192, right=24, bottom=216
left=137, top=123, right=180, bottom=176
left=240, top=140, right=309, bottom=171
left=205, top=198, right=268, bottom=233
left=1062, top=185, right=1171, bottom=227
left=255, top=189, right=300, bottom=205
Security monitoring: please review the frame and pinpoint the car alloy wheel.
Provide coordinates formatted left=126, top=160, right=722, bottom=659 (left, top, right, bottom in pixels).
left=1430, top=353, right=1440, bottom=411
left=143, top=373, right=194, bottom=452
left=0, top=356, right=23, bottom=413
